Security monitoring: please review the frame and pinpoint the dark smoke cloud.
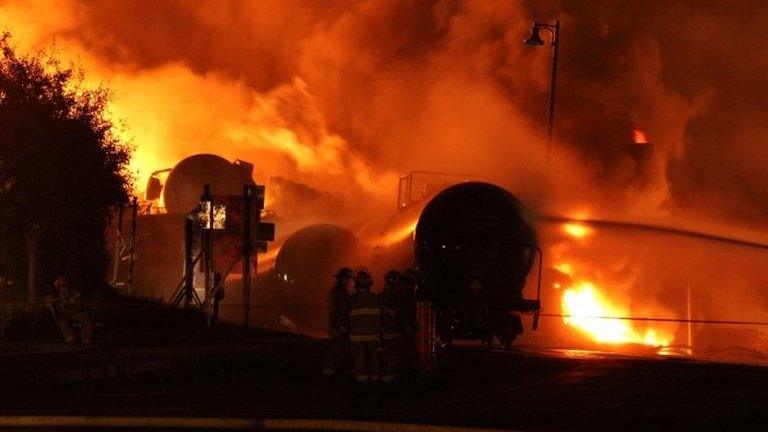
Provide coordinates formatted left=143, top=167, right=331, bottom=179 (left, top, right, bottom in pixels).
left=69, top=0, right=327, bottom=90
left=3, top=0, right=767, bottom=228
left=525, top=0, right=768, bottom=222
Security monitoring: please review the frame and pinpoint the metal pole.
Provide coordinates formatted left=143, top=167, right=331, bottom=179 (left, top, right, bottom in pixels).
left=406, top=172, right=412, bottom=207
left=545, top=20, right=560, bottom=153
left=203, top=185, right=212, bottom=310
left=686, top=284, right=692, bottom=351
left=184, top=216, right=194, bottom=307
left=127, top=196, right=138, bottom=294
left=242, top=185, right=253, bottom=327
left=111, top=203, right=125, bottom=285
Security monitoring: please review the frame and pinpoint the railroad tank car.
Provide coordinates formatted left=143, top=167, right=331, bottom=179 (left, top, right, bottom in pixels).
left=270, top=224, right=361, bottom=336
left=356, top=181, right=539, bottom=344
left=119, top=154, right=257, bottom=302
left=161, top=153, right=254, bottom=212
left=414, top=182, right=537, bottom=309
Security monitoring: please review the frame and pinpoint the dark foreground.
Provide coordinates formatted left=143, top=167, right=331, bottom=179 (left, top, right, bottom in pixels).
left=1, top=338, right=768, bottom=431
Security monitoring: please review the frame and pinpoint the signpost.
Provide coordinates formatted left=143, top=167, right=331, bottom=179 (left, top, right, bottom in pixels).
left=171, top=183, right=274, bottom=326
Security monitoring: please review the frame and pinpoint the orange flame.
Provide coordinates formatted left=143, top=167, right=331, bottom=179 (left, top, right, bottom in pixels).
left=555, top=230, right=672, bottom=348
left=562, top=223, right=593, bottom=238
left=633, top=129, right=649, bottom=144
left=380, top=219, right=418, bottom=246
left=561, top=281, right=670, bottom=347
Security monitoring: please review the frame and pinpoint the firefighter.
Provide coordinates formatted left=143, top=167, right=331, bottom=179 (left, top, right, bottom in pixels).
left=322, top=267, right=354, bottom=378
left=349, top=268, right=381, bottom=383
left=380, top=270, right=407, bottom=383
left=47, top=275, right=94, bottom=345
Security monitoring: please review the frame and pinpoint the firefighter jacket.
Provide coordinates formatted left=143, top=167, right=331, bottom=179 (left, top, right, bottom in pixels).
left=328, top=286, right=350, bottom=335
left=380, top=287, right=405, bottom=340
left=349, top=289, right=381, bottom=342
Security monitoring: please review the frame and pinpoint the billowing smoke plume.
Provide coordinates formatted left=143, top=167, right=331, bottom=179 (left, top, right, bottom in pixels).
left=5, top=0, right=768, bottom=358
left=1, top=0, right=766, bottom=228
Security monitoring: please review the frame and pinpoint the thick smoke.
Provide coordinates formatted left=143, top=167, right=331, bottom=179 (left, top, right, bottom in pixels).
left=1, top=0, right=767, bottom=228
left=3, top=0, right=768, bottom=357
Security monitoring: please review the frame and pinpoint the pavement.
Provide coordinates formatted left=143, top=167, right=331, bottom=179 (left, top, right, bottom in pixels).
left=2, top=336, right=768, bottom=431
left=0, top=327, right=319, bottom=387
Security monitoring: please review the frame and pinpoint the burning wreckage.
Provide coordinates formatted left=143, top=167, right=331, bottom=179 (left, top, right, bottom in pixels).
left=110, top=153, right=768, bottom=363
left=111, top=154, right=543, bottom=353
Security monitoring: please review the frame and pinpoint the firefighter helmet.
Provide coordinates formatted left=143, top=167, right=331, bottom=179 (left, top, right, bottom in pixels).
left=334, top=267, right=355, bottom=279
left=354, top=268, right=374, bottom=290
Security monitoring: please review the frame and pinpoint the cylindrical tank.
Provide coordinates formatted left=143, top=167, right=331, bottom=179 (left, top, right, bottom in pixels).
left=129, top=153, right=254, bottom=302
left=358, top=181, right=537, bottom=309
left=352, top=181, right=537, bottom=344
left=162, top=154, right=253, bottom=213
left=414, top=182, right=536, bottom=309
left=272, top=224, right=360, bottom=336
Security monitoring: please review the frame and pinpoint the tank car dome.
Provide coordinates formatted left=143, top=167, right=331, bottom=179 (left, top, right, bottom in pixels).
left=163, top=154, right=253, bottom=213
left=275, top=224, right=359, bottom=293
left=273, top=224, right=360, bottom=336
left=414, top=181, right=537, bottom=308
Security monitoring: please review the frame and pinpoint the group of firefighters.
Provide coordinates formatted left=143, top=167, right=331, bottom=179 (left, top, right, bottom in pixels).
left=323, top=267, right=422, bottom=383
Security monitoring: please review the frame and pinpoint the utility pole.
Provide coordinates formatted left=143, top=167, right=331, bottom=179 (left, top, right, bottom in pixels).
left=202, top=184, right=213, bottom=308
left=242, top=184, right=253, bottom=327
left=111, top=203, right=125, bottom=286
left=127, top=196, right=138, bottom=295
left=183, top=216, right=194, bottom=307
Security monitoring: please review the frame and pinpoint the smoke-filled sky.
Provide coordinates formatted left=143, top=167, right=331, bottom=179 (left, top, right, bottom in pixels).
left=1, top=0, right=766, bottom=229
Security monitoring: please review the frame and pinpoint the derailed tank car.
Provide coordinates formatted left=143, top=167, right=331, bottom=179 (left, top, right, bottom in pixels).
left=271, top=224, right=360, bottom=336
left=117, top=154, right=257, bottom=302
left=358, top=181, right=541, bottom=346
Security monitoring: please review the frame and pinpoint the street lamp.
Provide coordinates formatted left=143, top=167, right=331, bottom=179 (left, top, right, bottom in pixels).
left=524, top=20, right=560, bottom=152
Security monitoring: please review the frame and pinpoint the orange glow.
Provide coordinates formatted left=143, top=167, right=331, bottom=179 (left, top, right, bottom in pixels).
left=633, top=129, right=649, bottom=144
left=380, top=219, right=418, bottom=246
left=256, top=247, right=281, bottom=274
left=554, top=262, right=573, bottom=274
left=562, top=223, right=593, bottom=238
left=561, top=281, right=670, bottom=347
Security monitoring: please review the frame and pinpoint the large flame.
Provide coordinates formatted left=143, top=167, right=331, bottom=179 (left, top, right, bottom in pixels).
left=559, top=281, right=670, bottom=346
left=556, top=222, right=672, bottom=348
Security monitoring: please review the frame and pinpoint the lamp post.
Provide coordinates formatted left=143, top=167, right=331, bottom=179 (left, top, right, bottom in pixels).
left=524, top=20, right=560, bottom=152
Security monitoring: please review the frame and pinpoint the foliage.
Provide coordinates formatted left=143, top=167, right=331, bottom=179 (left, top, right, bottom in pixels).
left=0, top=33, right=132, bottom=300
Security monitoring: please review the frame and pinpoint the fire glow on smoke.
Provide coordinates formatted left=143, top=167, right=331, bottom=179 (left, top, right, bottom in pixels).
left=633, top=128, right=649, bottom=144
left=556, top=223, right=672, bottom=347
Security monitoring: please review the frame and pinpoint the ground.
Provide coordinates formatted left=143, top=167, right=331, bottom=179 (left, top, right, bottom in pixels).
left=1, top=335, right=767, bottom=431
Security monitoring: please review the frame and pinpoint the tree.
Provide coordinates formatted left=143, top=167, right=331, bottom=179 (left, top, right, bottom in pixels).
left=0, top=34, right=132, bottom=305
